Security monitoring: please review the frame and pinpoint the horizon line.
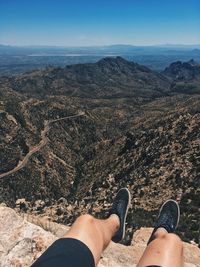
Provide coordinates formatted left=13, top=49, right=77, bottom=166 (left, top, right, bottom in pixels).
left=1, top=43, right=200, bottom=48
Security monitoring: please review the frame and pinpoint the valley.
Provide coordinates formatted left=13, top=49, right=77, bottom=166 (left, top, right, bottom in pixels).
left=0, top=57, right=199, bottom=246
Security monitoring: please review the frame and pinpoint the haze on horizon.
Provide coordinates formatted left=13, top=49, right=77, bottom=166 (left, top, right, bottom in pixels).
left=0, top=0, right=200, bottom=47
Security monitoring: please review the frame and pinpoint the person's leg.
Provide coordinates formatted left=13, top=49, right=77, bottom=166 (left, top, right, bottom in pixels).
left=64, top=187, right=131, bottom=265
left=137, top=199, right=183, bottom=267
left=31, top=188, right=131, bottom=267
left=136, top=228, right=183, bottom=267
left=64, top=213, right=120, bottom=265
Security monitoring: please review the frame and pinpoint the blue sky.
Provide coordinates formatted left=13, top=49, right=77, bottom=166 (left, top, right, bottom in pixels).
left=0, top=0, right=199, bottom=46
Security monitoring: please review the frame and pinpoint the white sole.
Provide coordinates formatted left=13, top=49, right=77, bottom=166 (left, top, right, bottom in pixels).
left=121, top=188, right=131, bottom=240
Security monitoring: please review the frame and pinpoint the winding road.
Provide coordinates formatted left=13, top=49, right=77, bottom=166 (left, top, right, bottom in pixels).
left=0, top=113, right=85, bottom=179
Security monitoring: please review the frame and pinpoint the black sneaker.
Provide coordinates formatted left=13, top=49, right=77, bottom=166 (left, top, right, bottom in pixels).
left=148, top=199, right=180, bottom=244
left=109, top=188, right=131, bottom=243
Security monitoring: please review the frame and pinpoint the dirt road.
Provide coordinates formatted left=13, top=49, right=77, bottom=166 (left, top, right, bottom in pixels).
left=0, top=113, right=85, bottom=179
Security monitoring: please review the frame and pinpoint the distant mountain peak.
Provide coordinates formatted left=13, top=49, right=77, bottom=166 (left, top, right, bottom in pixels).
left=163, top=59, right=200, bottom=81
left=187, top=59, right=200, bottom=66
left=97, top=56, right=130, bottom=65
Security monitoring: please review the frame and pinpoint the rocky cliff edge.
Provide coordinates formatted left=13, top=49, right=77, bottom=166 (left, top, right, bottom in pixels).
left=0, top=205, right=199, bottom=267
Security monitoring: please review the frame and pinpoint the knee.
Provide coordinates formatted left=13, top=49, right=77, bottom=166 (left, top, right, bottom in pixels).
left=159, top=232, right=183, bottom=249
left=165, top=233, right=182, bottom=245
left=76, top=214, right=95, bottom=224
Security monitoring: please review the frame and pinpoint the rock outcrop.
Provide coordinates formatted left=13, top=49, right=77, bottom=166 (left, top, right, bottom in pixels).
left=0, top=206, right=199, bottom=267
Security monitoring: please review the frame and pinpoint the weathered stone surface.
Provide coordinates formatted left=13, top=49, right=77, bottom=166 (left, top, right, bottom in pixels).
left=0, top=206, right=56, bottom=267
left=0, top=206, right=199, bottom=267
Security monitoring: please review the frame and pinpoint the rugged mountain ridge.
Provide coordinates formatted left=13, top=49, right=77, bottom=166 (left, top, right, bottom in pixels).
left=163, top=59, right=200, bottom=93
left=8, top=57, right=170, bottom=99
left=163, top=59, right=200, bottom=80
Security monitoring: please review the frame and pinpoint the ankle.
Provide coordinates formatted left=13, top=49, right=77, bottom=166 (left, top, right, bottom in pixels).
left=109, top=214, right=120, bottom=230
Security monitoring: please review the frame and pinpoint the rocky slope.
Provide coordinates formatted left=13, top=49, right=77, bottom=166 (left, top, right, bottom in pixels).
left=0, top=205, right=199, bottom=267
left=1, top=94, right=199, bottom=245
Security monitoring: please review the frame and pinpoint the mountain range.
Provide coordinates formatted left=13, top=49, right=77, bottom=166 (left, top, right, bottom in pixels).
left=1, top=44, right=200, bottom=75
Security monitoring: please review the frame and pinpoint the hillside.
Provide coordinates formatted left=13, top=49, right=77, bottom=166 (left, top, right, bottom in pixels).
left=0, top=57, right=199, bottom=247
